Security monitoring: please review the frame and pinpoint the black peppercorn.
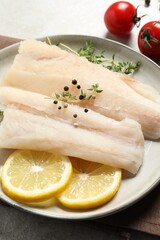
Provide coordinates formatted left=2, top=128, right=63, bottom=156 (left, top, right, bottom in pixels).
left=73, top=114, right=78, bottom=118
left=84, top=108, right=88, bottom=113
left=72, top=79, right=77, bottom=85
left=79, top=95, right=84, bottom=100
left=64, top=86, right=69, bottom=91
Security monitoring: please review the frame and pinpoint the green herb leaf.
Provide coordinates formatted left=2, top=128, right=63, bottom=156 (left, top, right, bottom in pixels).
left=0, top=110, right=4, bottom=121
left=88, top=83, right=103, bottom=93
left=77, top=42, right=106, bottom=64
left=46, top=38, right=141, bottom=75
left=60, top=40, right=141, bottom=75
left=105, top=55, right=141, bottom=74
left=53, top=91, right=77, bottom=103
left=78, top=42, right=141, bottom=74
left=51, top=82, right=103, bottom=104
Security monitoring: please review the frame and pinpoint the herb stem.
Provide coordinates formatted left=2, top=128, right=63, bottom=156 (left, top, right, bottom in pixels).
left=46, top=36, right=52, bottom=45
left=46, top=38, right=141, bottom=75
left=58, top=43, right=79, bottom=56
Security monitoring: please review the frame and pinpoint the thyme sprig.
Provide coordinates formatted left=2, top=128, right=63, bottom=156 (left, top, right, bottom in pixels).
left=46, top=36, right=52, bottom=45
left=79, top=90, right=92, bottom=101
left=77, top=42, right=105, bottom=64
left=52, top=83, right=103, bottom=103
left=88, top=83, right=103, bottom=93
left=58, top=43, right=79, bottom=56
left=57, top=41, right=141, bottom=75
left=106, top=55, right=141, bottom=74
left=78, top=42, right=141, bottom=74
left=54, top=91, right=77, bottom=102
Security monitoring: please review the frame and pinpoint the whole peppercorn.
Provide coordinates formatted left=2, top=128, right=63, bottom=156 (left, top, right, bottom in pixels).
left=73, top=123, right=79, bottom=128
left=84, top=108, right=89, bottom=113
left=58, top=106, right=62, bottom=110
left=72, top=79, right=77, bottom=85
left=64, top=86, right=69, bottom=91
left=73, top=114, right=78, bottom=118
left=79, top=95, right=84, bottom=100
left=53, top=100, right=58, bottom=104
left=64, top=103, right=68, bottom=108
left=77, top=85, right=81, bottom=89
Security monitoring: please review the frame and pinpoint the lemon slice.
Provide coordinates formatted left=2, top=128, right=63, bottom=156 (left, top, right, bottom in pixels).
left=58, top=158, right=121, bottom=209
left=1, top=150, right=72, bottom=203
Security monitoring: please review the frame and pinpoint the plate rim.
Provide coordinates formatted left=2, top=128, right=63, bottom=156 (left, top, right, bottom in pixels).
left=1, top=34, right=160, bottom=69
left=0, top=34, right=159, bottom=220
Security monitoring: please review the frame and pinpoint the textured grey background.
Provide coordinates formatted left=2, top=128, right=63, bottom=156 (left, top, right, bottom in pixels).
left=0, top=200, right=159, bottom=240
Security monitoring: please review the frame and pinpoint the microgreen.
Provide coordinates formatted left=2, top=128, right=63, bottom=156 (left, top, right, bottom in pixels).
left=88, top=83, right=103, bottom=93
left=56, top=40, right=141, bottom=75
left=52, top=82, right=103, bottom=103
left=54, top=91, right=77, bottom=103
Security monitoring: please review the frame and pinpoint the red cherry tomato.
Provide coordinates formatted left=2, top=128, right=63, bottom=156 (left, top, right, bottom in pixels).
left=104, top=1, right=139, bottom=36
left=138, top=21, right=160, bottom=60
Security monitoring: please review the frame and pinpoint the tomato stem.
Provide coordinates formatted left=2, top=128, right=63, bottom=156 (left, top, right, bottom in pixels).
left=141, top=27, right=160, bottom=48
left=133, top=5, right=147, bottom=27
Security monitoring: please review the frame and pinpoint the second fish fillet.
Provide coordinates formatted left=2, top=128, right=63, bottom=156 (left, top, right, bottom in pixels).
left=0, top=87, right=144, bottom=174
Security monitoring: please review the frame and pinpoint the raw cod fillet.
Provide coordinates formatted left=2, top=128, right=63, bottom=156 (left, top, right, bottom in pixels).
left=0, top=87, right=144, bottom=174
left=119, top=74, right=160, bottom=105
left=3, top=40, right=160, bottom=139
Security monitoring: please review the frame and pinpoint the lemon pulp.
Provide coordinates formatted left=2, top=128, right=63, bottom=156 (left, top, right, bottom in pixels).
left=1, top=150, right=72, bottom=202
left=58, top=158, right=121, bottom=209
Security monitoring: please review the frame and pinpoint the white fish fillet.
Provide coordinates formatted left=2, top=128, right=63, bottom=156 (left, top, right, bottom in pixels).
left=0, top=87, right=144, bottom=174
left=3, top=40, right=160, bottom=139
left=119, top=74, right=160, bottom=105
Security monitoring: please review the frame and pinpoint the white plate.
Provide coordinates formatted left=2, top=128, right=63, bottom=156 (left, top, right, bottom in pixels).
left=0, top=35, right=160, bottom=220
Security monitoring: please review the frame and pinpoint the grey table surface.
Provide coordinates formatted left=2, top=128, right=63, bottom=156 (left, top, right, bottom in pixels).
left=0, top=199, right=160, bottom=240
left=0, top=0, right=160, bottom=239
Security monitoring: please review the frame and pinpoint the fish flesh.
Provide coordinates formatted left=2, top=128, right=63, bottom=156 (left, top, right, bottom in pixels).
left=3, top=40, right=160, bottom=139
left=0, top=87, right=144, bottom=174
left=119, top=73, right=160, bottom=105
